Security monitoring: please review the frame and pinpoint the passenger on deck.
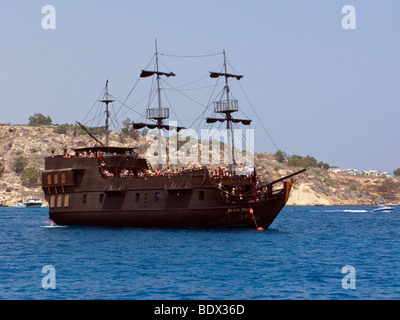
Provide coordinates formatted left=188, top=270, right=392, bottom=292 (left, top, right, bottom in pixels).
left=102, top=169, right=114, bottom=178
left=224, top=165, right=229, bottom=176
left=213, top=170, right=218, bottom=178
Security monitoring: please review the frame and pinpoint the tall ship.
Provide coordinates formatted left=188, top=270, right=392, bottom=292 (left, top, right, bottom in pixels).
left=41, top=44, right=305, bottom=229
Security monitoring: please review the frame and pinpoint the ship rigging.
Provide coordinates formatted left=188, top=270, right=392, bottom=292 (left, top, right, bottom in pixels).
left=42, top=43, right=306, bottom=229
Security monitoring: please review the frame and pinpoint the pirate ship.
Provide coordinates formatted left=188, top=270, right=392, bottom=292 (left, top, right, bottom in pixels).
left=41, top=44, right=305, bottom=229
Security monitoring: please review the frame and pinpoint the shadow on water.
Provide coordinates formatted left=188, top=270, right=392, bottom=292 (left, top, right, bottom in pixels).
left=48, top=224, right=292, bottom=236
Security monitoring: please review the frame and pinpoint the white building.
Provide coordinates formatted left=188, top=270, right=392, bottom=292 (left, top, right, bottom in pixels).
left=328, top=166, right=341, bottom=174
left=362, top=170, right=392, bottom=178
left=340, top=169, right=359, bottom=176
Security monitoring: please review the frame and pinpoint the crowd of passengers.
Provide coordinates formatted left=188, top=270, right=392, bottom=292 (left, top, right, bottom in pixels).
left=62, top=149, right=122, bottom=159
left=95, top=157, right=265, bottom=200
left=99, top=163, right=194, bottom=178
left=98, top=161, right=258, bottom=182
left=57, top=149, right=262, bottom=195
left=208, top=164, right=255, bottom=178
left=58, top=149, right=258, bottom=182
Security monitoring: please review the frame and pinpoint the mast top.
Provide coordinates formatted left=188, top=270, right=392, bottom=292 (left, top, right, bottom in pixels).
left=209, top=50, right=243, bottom=81
left=208, top=50, right=246, bottom=117
left=98, top=80, right=114, bottom=148
left=99, top=80, right=115, bottom=104
left=139, top=42, right=176, bottom=123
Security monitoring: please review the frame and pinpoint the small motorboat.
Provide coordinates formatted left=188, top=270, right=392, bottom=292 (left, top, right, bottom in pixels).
left=373, top=202, right=394, bottom=212
left=24, top=196, right=43, bottom=208
left=14, top=200, right=26, bottom=208
left=14, top=196, right=43, bottom=208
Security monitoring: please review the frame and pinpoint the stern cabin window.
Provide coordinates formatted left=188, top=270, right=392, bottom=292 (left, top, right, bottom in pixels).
left=50, top=195, right=55, bottom=208
left=57, top=195, right=63, bottom=208
left=64, top=194, right=70, bottom=208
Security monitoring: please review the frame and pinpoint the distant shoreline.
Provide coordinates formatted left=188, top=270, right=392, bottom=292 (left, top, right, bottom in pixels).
left=1, top=124, right=400, bottom=207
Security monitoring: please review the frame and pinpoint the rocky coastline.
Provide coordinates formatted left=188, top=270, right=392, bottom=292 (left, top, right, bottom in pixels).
left=1, top=124, right=399, bottom=207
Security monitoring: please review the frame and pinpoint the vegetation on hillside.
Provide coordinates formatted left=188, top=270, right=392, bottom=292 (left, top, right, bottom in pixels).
left=274, top=150, right=329, bottom=170
left=21, top=167, right=41, bottom=187
left=0, top=161, right=4, bottom=178
left=1, top=124, right=400, bottom=206
left=12, top=155, right=28, bottom=174
left=28, top=113, right=52, bottom=126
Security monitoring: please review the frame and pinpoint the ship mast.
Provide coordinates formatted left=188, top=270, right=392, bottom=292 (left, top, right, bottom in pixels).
left=134, top=40, right=182, bottom=170
left=99, top=80, right=115, bottom=147
left=155, top=40, right=163, bottom=170
left=223, top=50, right=234, bottom=171
left=207, top=50, right=249, bottom=172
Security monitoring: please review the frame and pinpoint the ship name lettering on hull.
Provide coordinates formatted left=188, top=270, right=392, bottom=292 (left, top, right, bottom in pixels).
left=227, top=207, right=250, bottom=214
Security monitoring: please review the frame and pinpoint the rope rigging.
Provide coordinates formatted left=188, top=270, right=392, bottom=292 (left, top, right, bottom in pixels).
left=160, top=52, right=223, bottom=58
left=74, top=48, right=281, bottom=177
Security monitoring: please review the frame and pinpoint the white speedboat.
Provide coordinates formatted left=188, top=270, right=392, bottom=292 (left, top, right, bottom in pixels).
left=24, top=196, right=43, bottom=208
left=373, top=202, right=394, bottom=212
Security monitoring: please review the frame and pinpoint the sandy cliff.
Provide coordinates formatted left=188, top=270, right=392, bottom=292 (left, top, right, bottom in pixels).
left=1, top=125, right=399, bottom=206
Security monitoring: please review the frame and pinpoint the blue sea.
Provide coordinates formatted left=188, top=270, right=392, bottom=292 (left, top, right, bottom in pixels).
left=1, top=206, right=399, bottom=300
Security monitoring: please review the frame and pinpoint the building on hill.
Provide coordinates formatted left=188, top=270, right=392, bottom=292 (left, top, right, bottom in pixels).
left=362, top=170, right=392, bottom=178
left=328, top=166, right=341, bottom=174
left=339, top=169, right=359, bottom=176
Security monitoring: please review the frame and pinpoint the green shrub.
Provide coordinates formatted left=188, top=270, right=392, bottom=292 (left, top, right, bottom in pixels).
left=0, top=161, right=5, bottom=177
left=12, top=155, right=28, bottom=174
left=274, top=150, right=286, bottom=163
left=28, top=113, right=52, bottom=126
left=287, top=154, right=329, bottom=169
left=21, top=167, right=41, bottom=187
left=53, top=124, right=70, bottom=134
left=121, top=118, right=139, bottom=139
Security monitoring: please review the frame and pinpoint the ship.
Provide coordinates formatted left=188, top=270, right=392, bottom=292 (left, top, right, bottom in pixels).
left=41, top=43, right=305, bottom=229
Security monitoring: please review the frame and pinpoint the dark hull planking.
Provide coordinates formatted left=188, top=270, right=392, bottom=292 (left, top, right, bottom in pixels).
left=48, top=191, right=287, bottom=229
left=42, top=148, right=293, bottom=229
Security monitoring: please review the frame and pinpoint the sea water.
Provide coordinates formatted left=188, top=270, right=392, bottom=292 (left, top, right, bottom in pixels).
left=0, top=206, right=399, bottom=300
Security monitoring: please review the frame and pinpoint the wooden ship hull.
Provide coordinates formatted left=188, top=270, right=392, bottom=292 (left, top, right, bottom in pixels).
left=41, top=151, right=300, bottom=229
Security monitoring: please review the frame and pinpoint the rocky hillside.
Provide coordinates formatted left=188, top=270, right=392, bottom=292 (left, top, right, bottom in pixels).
left=1, top=124, right=399, bottom=206
left=254, top=153, right=400, bottom=206
left=0, top=124, right=144, bottom=206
